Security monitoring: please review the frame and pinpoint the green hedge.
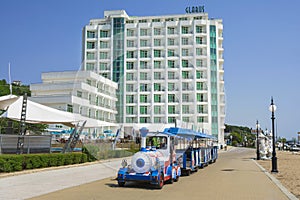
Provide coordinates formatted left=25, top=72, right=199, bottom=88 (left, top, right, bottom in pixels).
left=0, top=153, right=87, bottom=173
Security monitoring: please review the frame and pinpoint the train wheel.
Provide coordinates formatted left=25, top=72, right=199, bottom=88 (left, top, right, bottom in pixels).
left=118, top=181, right=125, bottom=187
left=156, top=173, right=164, bottom=189
left=174, top=175, right=179, bottom=182
left=186, top=170, right=191, bottom=176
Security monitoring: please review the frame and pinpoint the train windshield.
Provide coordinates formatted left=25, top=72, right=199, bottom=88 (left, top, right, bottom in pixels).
left=146, top=136, right=167, bottom=150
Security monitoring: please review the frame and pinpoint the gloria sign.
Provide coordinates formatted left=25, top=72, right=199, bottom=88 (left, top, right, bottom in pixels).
left=185, top=6, right=205, bottom=14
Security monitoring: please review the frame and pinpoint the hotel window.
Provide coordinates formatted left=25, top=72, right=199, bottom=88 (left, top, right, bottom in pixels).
left=100, top=52, right=108, bottom=59
left=126, top=106, right=134, bottom=114
left=179, top=17, right=188, bottom=21
left=154, top=50, right=161, bottom=57
left=196, top=59, right=203, bottom=67
left=139, top=19, right=147, bottom=23
left=182, top=93, right=189, bottom=102
left=197, top=105, right=204, bottom=113
left=140, top=106, right=148, bottom=114
left=127, top=40, right=135, bottom=47
left=87, top=42, right=95, bottom=49
left=166, top=18, right=174, bottom=22
left=100, top=41, right=108, bottom=48
left=126, top=20, right=134, bottom=24
left=183, top=117, right=190, bottom=122
left=126, top=117, right=134, bottom=123
left=86, top=63, right=95, bottom=70
left=168, top=71, right=175, bottom=79
left=154, top=61, right=162, bottom=68
left=140, top=72, right=148, bottom=80
left=168, top=60, right=175, bottom=68
left=196, top=37, right=203, bottom=44
left=154, top=106, right=161, bottom=114
left=182, top=38, right=189, bottom=45
left=154, top=28, right=161, bottom=35
left=182, top=71, right=189, bottom=79
left=167, top=27, right=175, bottom=35
left=182, top=82, right=189, bottom=90
left=154, top=117, right=162, bottom=123
left=140, top=117, right=149, bottom=123
left=154, top=94, right=161, bottom=103
left=126, top=84, right=134, bottom=92
left=140, top=94, right=148, bottom=103
left=126, top=73, right=134, bottom=81
left=168, top=38, right=175, bottom=46
left=197, top=117, right=204, bottom=123
left=182, top=60, right=189, bottom=68
left=168, top=105, right=176, bottom=114
left=154, top=72, right=162, bottom=80
left=168, top=83, right=175, bottom=91
left=196, top=48, right=202, bottom=56
left=140, top=39, right=148, bottom=47
left=126, top=95, right=134, bottom=103
left=154, top=39, right=161, bottom=46
left=196, top=71, right=203, bottom=79
left=100, top=30, right=109, bottom=38
left=127, top=62, right=134, bottom=70
left=152, top=19, right=161, bottom=22
left=140, top=84, right=149, bottom=91
left=67, top=104, right=73, bottom=113
left=182, top=26, right=189, bottom=34
left=99, top=63, right=108, bottom=70
left=86, top=52, right=95, bottom=60
left=87, top=31, right=96, bottom=38
left=197, top=82, right=203, bottom=90
left=168, top=117, right=176, bottom=123
left=197, top=93, right=204, bottom=102
left=182, top=49, right=189, bottom=56
left=127, top=51, right=134, bottom=58
left=127, top=29, right=135, bottom=37
left=77, top=91, right=82, bottom=98
left=196, top=26, right=204, bottom=33
left=182, top=105, right=189, bottom=114
left=140, top=29, right=148, bottom=36
left=168, top=49, right=175, bottom=57
left=140, top=61, right=148, bottom=69
left=140, top=50, right=148, bottom=58
left=154, top=83, right=161, bottom=91
left=87, top=79, right=92, bottom=86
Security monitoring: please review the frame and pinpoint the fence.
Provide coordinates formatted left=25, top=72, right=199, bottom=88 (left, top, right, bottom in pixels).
left=0, top=134, right=52, bottom=154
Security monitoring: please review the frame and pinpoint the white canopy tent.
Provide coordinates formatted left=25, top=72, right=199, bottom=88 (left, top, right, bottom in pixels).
left=0, top=95, right=118, bottom=128
left=0, top=95, right=80, bottom=127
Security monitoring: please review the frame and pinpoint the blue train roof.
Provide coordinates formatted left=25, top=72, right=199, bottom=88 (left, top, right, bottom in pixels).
left=163, top=127, right=216, bottom=140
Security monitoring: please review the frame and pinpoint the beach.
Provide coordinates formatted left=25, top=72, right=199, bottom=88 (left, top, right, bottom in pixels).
left=257, top=150, right=300, bottom=198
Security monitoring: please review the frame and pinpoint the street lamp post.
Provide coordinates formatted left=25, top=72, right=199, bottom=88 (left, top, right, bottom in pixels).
left=230, top=135, right=233, bottom=146
left=269, top=97, right=278, bottom=173
left=256, top=120, right=260, bottom=160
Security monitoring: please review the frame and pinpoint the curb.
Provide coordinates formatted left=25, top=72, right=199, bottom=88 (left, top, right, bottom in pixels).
left=253, top=159, right=298, bottom=200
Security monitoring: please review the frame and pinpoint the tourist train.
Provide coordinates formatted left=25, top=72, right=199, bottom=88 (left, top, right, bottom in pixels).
left=117, top=127, right=218, bottom=189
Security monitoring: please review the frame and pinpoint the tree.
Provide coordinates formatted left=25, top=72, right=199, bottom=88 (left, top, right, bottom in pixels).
left=0, top=80, right=46, bottom=134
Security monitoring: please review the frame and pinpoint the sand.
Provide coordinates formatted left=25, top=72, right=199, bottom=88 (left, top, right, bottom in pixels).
left=257, top=150, right=300, bottom=198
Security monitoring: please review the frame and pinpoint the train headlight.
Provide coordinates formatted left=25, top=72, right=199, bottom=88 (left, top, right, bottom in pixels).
left=121, top=159, right=127, bottom=168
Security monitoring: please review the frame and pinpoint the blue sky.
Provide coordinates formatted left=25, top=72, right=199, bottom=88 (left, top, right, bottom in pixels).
left=1, top=0, right=300, bottom=140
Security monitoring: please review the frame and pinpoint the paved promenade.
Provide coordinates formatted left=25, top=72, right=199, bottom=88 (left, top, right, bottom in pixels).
left=0, top=148, right=297, bottom=200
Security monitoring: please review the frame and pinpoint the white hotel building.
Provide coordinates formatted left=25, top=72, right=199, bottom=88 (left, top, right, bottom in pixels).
left=30, top=71, right=118, bottom=136
left=82, top=9, right=225, bottom=144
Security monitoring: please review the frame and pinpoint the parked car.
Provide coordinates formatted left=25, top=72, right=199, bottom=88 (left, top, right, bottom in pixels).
left=290, top=144, right=300, bottom=152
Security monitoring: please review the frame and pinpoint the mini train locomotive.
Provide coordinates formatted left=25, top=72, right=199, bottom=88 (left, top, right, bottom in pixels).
left=117, top=127, right=218, bottom=189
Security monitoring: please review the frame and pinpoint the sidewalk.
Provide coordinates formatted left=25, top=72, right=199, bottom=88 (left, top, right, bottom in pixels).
left=0, top=158, right=123, bottom=200
left=0, top=148, right=297, bottom=200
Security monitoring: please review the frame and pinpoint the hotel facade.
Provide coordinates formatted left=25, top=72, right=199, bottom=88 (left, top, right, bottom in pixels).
left=82, top=9, right=225, bottom=144
left=30, top=70, right=118, bottom=136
